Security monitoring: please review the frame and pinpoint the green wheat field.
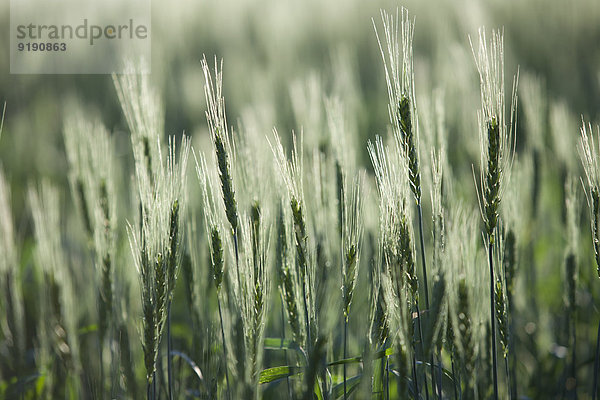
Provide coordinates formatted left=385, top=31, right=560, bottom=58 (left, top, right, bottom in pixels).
left=2, top=0, right=600, bottom=399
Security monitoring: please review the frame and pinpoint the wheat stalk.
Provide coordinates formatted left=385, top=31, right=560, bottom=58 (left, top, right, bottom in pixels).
left=201, top=57, right=239, bottom=234
left=374, top=15, right=435, bottom=397
left=429, top=146, right=446, bottom=398
left=340, top=172, right=364, bottom=399
left=471, top=27, right=518, bottom=400
left=120, top=78, right=190, bottom=398
left=276, top=202, right=304, bottom=345
left=270, top=130, right=314, bottom=351
left=370, top=134, right=428, bottom=398
left=578, top=121, right=600, bottom=399
left=237, top=212, right=271, bottom=396
left=195, top=151, right=232, bottom=399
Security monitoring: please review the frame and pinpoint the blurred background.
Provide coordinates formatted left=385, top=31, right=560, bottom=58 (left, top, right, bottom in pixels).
left=1, top=0, right=600, bottom=207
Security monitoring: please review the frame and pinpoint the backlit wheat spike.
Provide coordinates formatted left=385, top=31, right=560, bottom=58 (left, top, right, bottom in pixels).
left=201, top=56, right=239, bottom=235
left=491, top=230, right=509, bottom=361
left=210, top=226, right=225, bottom=292
left=270, top=129, right=314, bottom=348
left=399, top=214, right=418, bottom=301
left=195, top=152, right=223, bottom=240
left=369, top=134, right=413, bottom=295
left=578, top=121, right=600, bottom=400
left=342, top=172, right=364, bottom=319
left=471, top=27, right=518, bottom=400
left=368, top=135, right=410, bottom=220
left=236, top=212, right=271, bottom=392
left=269, top=130, right=304, bottom=209
left=180, top=249, right=196, bottom=327
left=375, top=20, right=433, bottom=394
left=290, top=195, right=312, bottom=347
left=494, top=278, right=508, bottom=358
left=113, top=63, right=163, bottom=187
left=370, top=130, right=426, bottom=397
left=579, top=122, right=600, bottom=275
left=340, top=171, right=364, bottom=399
left=276, top=201, right=304, bottom=344
left=369, top=134, right=412, bottom=307
left=126, top=129, right=189, bottom=394
left=161, top=137, right=190, bottom=305
left=370, top=284, right=390, bottom=347
left=196, top=148, right=233, bottom=392
left=374, top=8, right=421, bottom=201
left=471, top=28, right=518, bottom=242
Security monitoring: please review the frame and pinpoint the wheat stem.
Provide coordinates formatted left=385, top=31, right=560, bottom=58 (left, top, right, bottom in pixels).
left=217, top=297, right=231, bottom=400
left=153, top=373, right=156, bottom=400
left=167, top=301, right=173, bottom=400
left=343, top=315, right=348, bottom=400
left=451, top=356, right=459, bottom=400
left=233, top=231, right=241, bottom=304
left=415, top=302, right=430, bottom=400
left=385, top=355, right=390, bottom=400
left=417, top=202, right=430, bottom=310
left=488, top=241, right=499, bottom=399
left=280, top=293, right=293, bottom=399
left=432, top=354, right=440, bottom=399
left=394, top=343, right=408, bottom=398
left=208, top=225, right=230, bottom=399
left=411, top=352, right=419, bottom=399
left=301, top=278, right=311, bottom=349
left=504, top=355, right=511, bottom=400
left=302, top=337, right=326, bottom=400
left=503, top=229, right=517, bottom=399
left=594, top=318, right=600, bottom=400
left=431, top=348, right=437, bottom=398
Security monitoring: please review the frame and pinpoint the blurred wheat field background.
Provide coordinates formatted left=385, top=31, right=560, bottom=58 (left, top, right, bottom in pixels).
left=2, top=0, right=600, bottom=399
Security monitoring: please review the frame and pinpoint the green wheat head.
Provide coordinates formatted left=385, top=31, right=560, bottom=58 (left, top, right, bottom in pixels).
left=471, top=28, right=518, bottom=244
left=201, top=56, right=239, bottom=235
left=341, top=173, right=364, bottom=320
left=375, top=8, right=421, bottom=201
left=579, top=122, right=600, bottom=276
